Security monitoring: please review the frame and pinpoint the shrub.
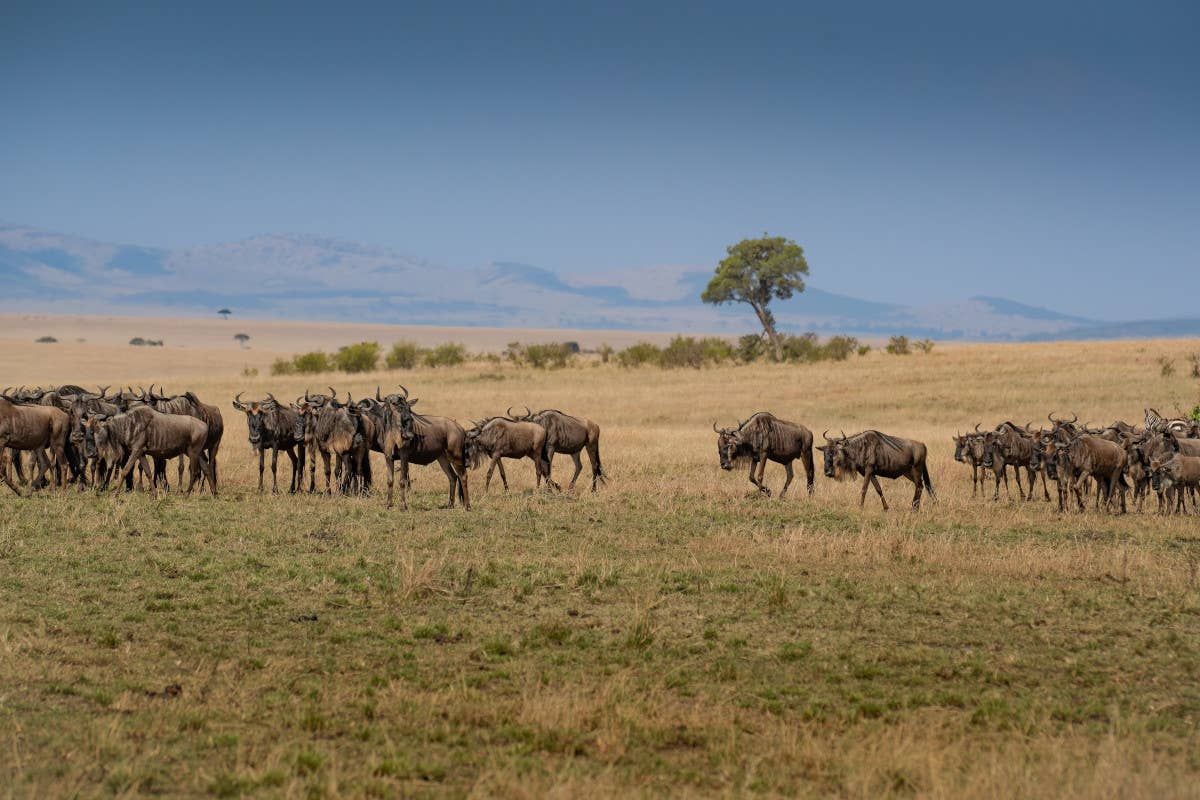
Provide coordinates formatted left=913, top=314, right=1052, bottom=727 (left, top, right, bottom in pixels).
left=1188, top=353, right=1200, bottom=379
left=242, top=367, right=259, bottom=378
left=914, top=338, right=935, bottom=354
left=129, top=337, right=146, bottom=346
left=700, top=337, right=734, bottom=363
left=886, top=336, right=911, bottom=355
left=597, top=343, right=614, bottom=364
left=292, top=351, right=333, bottom=374
left=270, top=358, right=295, bottom=376
left=424, top=343, right=466, bottom=368
left=780, top=333, right=822, bottom=363
left=857, top=344, right=872, bottom=356
left=736, top=334, right=767, bottom=363
left=616, top=342, right=662, bottom=367
left=385, top=341, right=421, bottom=370
left=1158, top=357, right=1175, bottom=378
left=660, top=336, right=707, bottom=369
left=821, top=335, right=859, bottom=361
left=35, top=336, right=57, bottom=343
left=522, top=342, right=575, bottom=369
left=334, top=341, right=380, bottom=373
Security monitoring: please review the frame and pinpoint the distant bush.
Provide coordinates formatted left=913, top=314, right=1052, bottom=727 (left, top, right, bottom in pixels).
left=658, top=336, right=734, bottom=369
left=1189, top=353, right=1200, bottom=379
left=597, top=343, right=614, bottom=364
left=35, top=336, right=57, bottom=344
left=270, top=358, right=295, bottom=376
left=914, top=338, right=935, bottom=354
left=242, top=366, right=259, bottom=378
left=886, top=336, right=910, bottom=355
left=821, top=335, right=859, bottom=361
left=385, top=341, right=421, bottom=370
left=1158, top=356, right=1175, bottom=378
left=616, top=342, right=662, bottom=367
left=334, top=341, right=380, bottom=373
left=292, top=351, right=333, bottom=374
left=857, top=344, right=872, bottom=356
left=780, top=333, right=821, bottom=362
left=736, top=334, right=767, bottom=363
left=129, top=337, right=163, bottom=347
left=527, top=343, right=576, bottom=369
left=424, top=342, right=467, bottom=368
left=507, top=341, right=576, bottom=369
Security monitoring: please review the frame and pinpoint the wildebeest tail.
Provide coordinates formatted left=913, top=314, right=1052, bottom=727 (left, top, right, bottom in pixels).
left=922, top=463, right=937, bottom=502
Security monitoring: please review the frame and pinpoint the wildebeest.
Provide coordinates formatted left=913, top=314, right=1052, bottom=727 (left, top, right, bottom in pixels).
left=513, top=407, right=606, bottom=491
left=952, top=427, right=987, bottom=497
left=982, top=422, right=1046, bottom=501
left=144, top=387, right=224, bottom=491
left=818, top=430, right=935, bottom=510
left=1050, top=434, right=1128, bottom=513
left=382, top=386, right=471, bottom=510
left=0, top=396, right=69, bottom=495
left=714, top=411, right=814, bottom=497
left=86, top=406, right=214, bottom=497
left=1149, top=452, right=1200, bottom=514
left=232, top=392, right=306, bottom=493
left=294, top=389, right=369, bottom=495
left=465, top=414, right=551, bottom=491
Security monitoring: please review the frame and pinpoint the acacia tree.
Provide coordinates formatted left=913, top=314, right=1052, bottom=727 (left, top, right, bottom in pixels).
left=701, top=234, right=809, bottom=362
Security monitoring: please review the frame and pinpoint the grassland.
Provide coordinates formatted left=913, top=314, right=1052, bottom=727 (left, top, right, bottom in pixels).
left=2, top=334, right=1199, bottom=798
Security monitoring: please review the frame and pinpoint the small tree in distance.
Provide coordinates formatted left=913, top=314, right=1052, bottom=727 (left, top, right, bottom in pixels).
left=701, top=234, right=809, bottom=362
left=218, top=308, right=231, bottom=320
left=234, top=333, right=250, bottom=348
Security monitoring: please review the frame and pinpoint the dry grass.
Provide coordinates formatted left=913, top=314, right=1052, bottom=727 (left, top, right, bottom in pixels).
left=1, top=332, right=1199, bottom=797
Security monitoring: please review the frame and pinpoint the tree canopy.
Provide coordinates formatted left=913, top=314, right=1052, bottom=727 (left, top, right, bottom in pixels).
left=701, top=234, right=809, bottom=361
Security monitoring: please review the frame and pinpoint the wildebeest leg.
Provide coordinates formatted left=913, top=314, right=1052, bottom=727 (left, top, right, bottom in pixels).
left=971, top=463, right=978, bottom=496
left=910, top=467, right=923, bottom=509
left=869, top=474, right=888, bottom=510
left=1071, top=474, right=1088, bottom=512
left=383, top=454, right=395, bottom=508
left=497, top=458, right=510, bottom=491
left=453, top=458, right=470, bottom=510
left=437, top=456, right=458, bottom=508
left=568, top=452, right=583, bottom=490
left=256, top=446, right=266, bottom=492
left=779, top=461, right=793, bottom=498
left=270, top=446, right=282, bottom=493
left=748, top=459, right=770, bottom=497
left=397, top=457, right=411, bottom=510
left=285, top=446, right=299, bottom=493
left=321, top=449, right=333, bottom=494
left=1012, top=464, right=1026, bottom=501
left=1039, top=468, right=1050, bottom=501
left=484, top=456, right=500, bottom=492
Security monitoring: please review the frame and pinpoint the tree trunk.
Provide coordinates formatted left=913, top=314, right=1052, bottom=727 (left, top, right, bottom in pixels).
left=751, top=304, right=783, bottom=361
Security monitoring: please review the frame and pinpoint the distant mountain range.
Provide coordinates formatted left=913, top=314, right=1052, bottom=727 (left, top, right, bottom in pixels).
left=2, top=222, right=1197, bottom=341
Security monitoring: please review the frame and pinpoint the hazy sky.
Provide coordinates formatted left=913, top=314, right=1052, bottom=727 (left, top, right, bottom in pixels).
left=2, top=1, right=1197, bottom=318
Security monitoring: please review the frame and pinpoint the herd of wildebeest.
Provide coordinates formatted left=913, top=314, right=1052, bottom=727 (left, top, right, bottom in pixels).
left=1, top=383, right=1198, bottom=515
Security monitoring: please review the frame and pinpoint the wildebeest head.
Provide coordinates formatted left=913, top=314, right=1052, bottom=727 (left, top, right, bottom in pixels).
left=816, top=430, right=853, bottom=480
left=712, top=421, right=744, bottom=471
left=1148, top=454, right=1172, bottom=493
left=232, top=392, right=268, bottom=446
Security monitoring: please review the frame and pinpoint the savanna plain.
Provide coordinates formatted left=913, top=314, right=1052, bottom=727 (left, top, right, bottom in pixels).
left=2, top=326, right=1199, bottom=798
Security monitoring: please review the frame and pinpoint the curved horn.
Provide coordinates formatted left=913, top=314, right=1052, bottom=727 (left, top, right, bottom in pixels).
left=328, top=386, right=336, bottom=399
left=1067, top=412, right=1078, bottom=423
left=840, top=430, right=847, bottom=441
left=98, top=385, right=109, bottom=398
left=305, top=389, right=310, bottom=401
left=713, top=421, right=721, bottom=433
left=235, top=391, right=244, bottom=404
left=1048, top=412, right=1059, bottom=424
left=266, top=392, right=278, bottom=404
left=524, top=406, right=532, bottom=418
left=397, top=385, right=409, bottom=399
left=974, top=423, right=981, bottom=433
left=376, top=386, right=382, bottom=401
left=822, top=429, right=832, bottom=442
left=507, top=406, right=517, bottom=419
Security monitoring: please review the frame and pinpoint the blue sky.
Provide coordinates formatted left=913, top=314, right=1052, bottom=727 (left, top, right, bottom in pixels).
left=2, top=1, right=1197, bottom=318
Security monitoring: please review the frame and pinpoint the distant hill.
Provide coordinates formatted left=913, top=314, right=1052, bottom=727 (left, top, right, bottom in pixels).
left=2, top=222, right=1196, bottom=341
